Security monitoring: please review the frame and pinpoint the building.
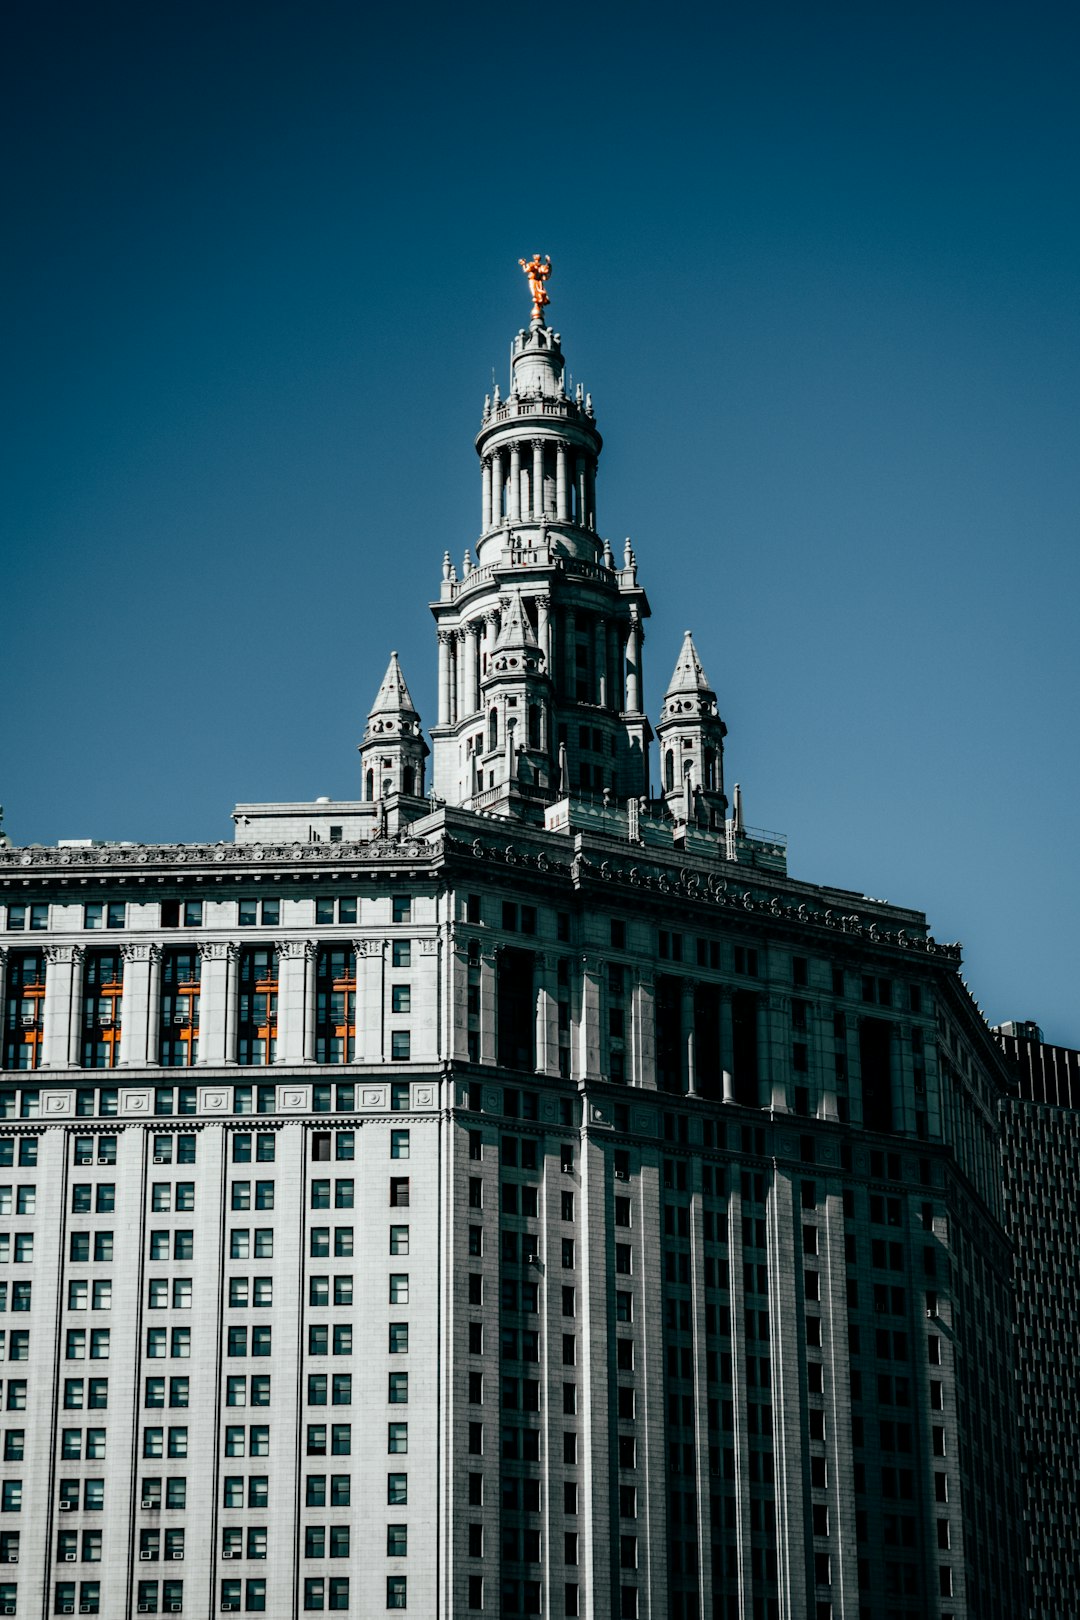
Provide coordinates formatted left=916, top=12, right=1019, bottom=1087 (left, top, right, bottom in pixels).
left=995, top=1022, right=1080, bottom=1619
left=0, top=266, right=1027, bottom=1620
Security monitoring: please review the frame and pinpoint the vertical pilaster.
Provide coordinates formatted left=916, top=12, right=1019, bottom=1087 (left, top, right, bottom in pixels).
left=223, top=944, right=239, bottom=1065
left=766, top=992, right=790, bottom=1112
left=585, top=458, right=596, bottom=528
left=509, top=442, right=522, bottom=523
left=41, top=944, right=79, bottom=1069
left=595, top=617, right=608, bottom=707
left=414, top=937, right=439, bottom=1064
left=564, top=608, right=576, bottom=702
left=453, top=630, right=467, bottom=725
left=575, top=454, right=586, bottom=527
left=718, top=988, right=736, bottom=1101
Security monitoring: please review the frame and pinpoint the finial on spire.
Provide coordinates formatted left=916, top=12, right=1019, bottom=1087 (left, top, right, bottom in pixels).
left=519, top=254, right=552, bottom=321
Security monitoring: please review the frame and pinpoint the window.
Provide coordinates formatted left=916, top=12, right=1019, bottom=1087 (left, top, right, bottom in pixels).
left=390, top=1226, right=409, bottom=1255
left=392, top=940, right=411, bottom=968
left=388, top=1473, right=407, bottom=1505
left=389, top=1323, right=409, bottom=1354
left=390, top=1179, right=410, bottom=1207
left=387, top=1577, right=407, bottom=1610
left=388, top=1423, right=408, bottom=1453
left=391, top=1130, right=410, bottom=1159
left=391, top=1032, right=411, bottom=1062
left=392, top=898, right=411, bottom=924
left=392, top=985, right=411, bottom=1014
left=389, top=1372, right=408, bottom=1403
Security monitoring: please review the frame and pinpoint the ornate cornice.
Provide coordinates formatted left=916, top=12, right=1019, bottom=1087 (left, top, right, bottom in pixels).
left=0, top=835, right=440, bottom=874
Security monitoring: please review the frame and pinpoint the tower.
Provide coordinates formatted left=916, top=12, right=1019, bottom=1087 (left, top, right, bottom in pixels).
left=359, top=650, right=429, bottom=805
left=430, top=260, right=651, bottom=816
left=655, top=630, right=728, bottom=829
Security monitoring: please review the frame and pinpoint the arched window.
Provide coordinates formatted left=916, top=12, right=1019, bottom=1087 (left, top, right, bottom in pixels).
left=365, top=770, right=374, bottom=802
left=488, top=708, right=498, bottom=753
left=665, top=750, right=675, bottom=792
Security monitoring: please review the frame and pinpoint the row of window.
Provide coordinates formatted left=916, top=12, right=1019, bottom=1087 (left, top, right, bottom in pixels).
left=3, top=895, right=415, bottom=931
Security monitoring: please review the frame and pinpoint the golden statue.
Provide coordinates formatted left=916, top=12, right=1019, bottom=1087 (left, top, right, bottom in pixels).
left=519, top=254, right=552, bottom=319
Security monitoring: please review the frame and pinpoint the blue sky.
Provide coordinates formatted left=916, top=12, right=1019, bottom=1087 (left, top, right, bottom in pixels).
left=4, top=0, right=1079, bottom=1042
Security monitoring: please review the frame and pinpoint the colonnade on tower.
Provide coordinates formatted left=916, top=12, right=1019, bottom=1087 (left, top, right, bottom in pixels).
left=356, top=260, right=730, bottom=835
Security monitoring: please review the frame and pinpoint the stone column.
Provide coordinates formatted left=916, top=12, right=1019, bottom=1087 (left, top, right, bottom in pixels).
left=509, top=442, right=522, bottom=523
left=454, top=630, right=467, bottom=725
left=585, top=460, right=596, bottom=529
left=535, top=953, right=558, bottom=1077
left=463, top=623, right=480, bottom=718
left=575, top=455, right=586, bottom=527
left=595, top=617, right=608, bottom=707
left=564, top=608, right=576, bottom=702
left=41, top=944, right=80, bottom=1069
left=532, top=440, right=545, bottom=520
left=609, top=624, right=623, bottom=713
left=413, top=937, right=440, bottom=1065
left=579, top=956, right=602, bottom=1082
left=196, top=942, right=230, bottom=1066
left=625, top=611, right=641, bottom=713
left=631, top=971, right=656, bottom=1089
left=303, top=945, right=318, bottom=1064
left=536, top=594, right=552, bottom=678
left=478, top=946, right=498, bottom=1067
left=556, top=443, right=569, bottom=520
left=718, top=988, right=736, bottom=1101
left=120, top=942, right=159, bottom=1068
left=481, top=457, right=492, bottom=532
left=437, top=632, right=452, bottom=727
left=276, top=940, right=311, bottom=1065
left=445, top=928, right=470, bottom=1064
left=491, top=449, right=504, bottom=526
left=0, top=951, right=6, bottom=1061
left=355, top=939, right=385, bottom=1063
left=683, top=979, right=697, bottom=1096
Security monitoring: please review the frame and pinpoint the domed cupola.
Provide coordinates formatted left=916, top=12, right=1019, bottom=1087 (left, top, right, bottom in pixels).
left=474, top=256, right=603, bottom=567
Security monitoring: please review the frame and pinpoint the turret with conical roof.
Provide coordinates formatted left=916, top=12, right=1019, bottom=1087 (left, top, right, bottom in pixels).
left=429, top=259, right=651, bottom=818
left=655, top=631, right=728, bottom=830
left=359, top=651, right=429, bottom=805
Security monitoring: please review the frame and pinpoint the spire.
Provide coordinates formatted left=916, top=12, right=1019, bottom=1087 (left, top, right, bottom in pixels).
left=359, top=651, right=428, bottom=806
left=664, top=631, right=713, bottom=699
left=494, top=591, right=538, bottom=653
left=365, top=651, right=420, bottom=728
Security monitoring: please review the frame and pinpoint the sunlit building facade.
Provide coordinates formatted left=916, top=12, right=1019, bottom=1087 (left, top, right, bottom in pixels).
left=0, top=273, right=1026, bottom=1619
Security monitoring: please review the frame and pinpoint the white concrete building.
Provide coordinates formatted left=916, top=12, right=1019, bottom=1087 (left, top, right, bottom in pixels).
left=0, top=271, right=1025, bottom=1619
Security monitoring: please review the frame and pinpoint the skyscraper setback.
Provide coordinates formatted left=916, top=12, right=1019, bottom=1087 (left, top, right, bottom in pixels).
left=0, top=265, right=1027, bottom=1618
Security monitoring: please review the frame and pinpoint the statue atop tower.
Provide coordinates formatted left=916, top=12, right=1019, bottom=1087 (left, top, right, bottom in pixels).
left=519, top=253, right=552, bottom=320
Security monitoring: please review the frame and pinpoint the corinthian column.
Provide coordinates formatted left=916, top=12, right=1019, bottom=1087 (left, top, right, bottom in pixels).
left=481, top=457, right=492, bottom=532
left=509, top=442, right=522, bottom=523
left=556, top=444, right=569, bottom=521
left=532, top=440, right=545, bottom=520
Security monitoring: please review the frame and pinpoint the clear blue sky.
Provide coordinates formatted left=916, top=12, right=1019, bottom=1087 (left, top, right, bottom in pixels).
left=4, top=1, right=1078, bottom=1043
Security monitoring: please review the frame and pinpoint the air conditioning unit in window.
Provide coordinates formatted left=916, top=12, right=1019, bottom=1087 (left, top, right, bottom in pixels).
left=141, top=1500, right=157, bottom=1509
left=525, top=1254, right=541, bottom=1266
left=221, top=1550, right=236, bottom=1558
left=139, top=1550, right=152, bottom=1559
left=614, top=1170, right=629, bottom=1180
left=64, top=1553, right=76, bottom=1561
left=76, top=1155, right=93, bottom=1165
left=4, top=1605, right=15, bottom=1615
left=80, top=1607, right=95, bottom=1614
left=58, top=1500, right=72, bottom=1510
left=171, top=1551, right=184, bottom=1559
left=153, top=1155, right=167, bottom=1164
left=98, top=1010, right=113, bottom=1024
left=222, top=1605, right=236, bottom=1612
left=173, top=1012, right=187, bottom=1024
left=170, top=1606, right=183, bottom=1613
left=138, top=1606, right=150, bottom=1614
left=5, top=1555, right=16, bottom=1563
left=20, top=1013, right=35, bottom=1027
left=61, top=1608, right=74, bottom=1615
